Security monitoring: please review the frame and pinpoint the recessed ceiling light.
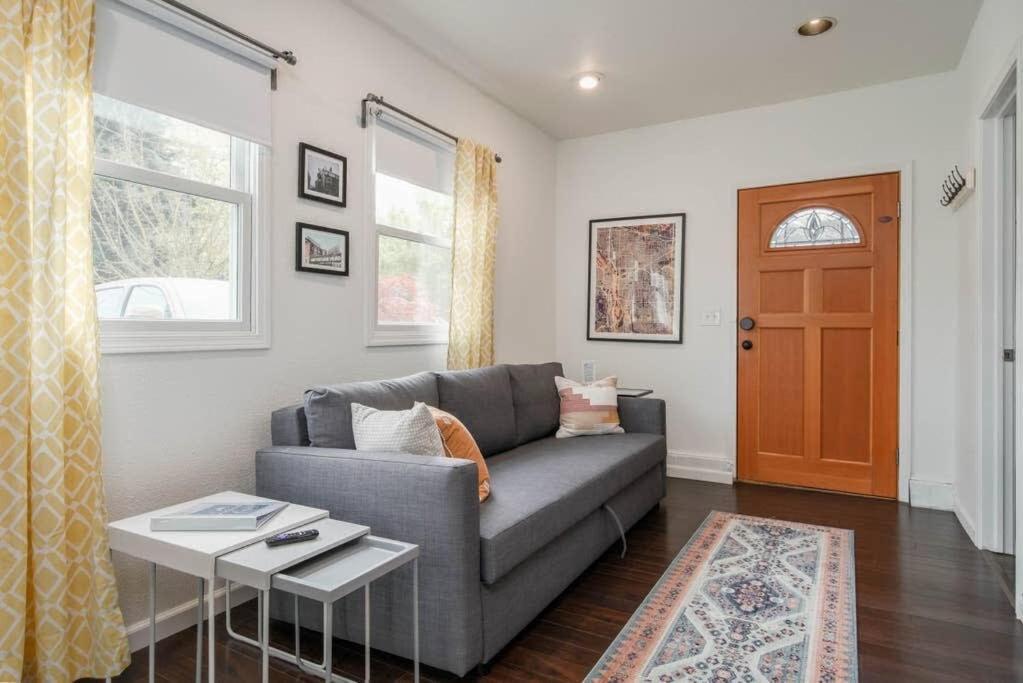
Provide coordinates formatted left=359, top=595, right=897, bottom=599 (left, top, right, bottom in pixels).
left=797, top=17, right=836, bottom=37
left=575, top=72, right=603, bottom=90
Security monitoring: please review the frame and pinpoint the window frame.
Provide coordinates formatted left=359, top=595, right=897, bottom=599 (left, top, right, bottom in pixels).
left=92, top=132, right=271, bottom=354
left=364, top=109, right=454, bottom=347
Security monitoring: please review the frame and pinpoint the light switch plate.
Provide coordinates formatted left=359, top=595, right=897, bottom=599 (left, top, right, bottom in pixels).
left=582, top=360, right=596, bottom=383
left=700, top=309, right=722, bottom=326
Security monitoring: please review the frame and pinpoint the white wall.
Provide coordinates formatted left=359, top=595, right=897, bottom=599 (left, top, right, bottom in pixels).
left=952, top=0, right=1023, bottom=551
left=100, top=0, right=556, bottom=631
left=555, top=73, right=962, bottom=490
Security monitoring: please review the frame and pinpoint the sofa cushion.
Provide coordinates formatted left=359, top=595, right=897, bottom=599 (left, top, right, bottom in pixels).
left=304, top=372, right=438, bottom=449
left=435, top=366, right=516, bottom=457
left=429, top=406, right=491, bottom=502
left=507, top=362, right=563, bottom=445
left=351, top=402, right=445, bottom=456
left=555, top=375, right=624, bottom=438
left=478, top=433, right=666, bottom=584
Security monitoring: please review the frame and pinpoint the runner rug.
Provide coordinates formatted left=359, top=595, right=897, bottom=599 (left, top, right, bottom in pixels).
left=587, top=511, right=858, bottom=682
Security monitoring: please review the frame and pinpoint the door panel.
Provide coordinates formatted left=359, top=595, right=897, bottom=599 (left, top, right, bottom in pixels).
left=820, top=327, right=872, bottom=463
left=737, top=173, right=899, bottom=497
left=821, top=268, right=872, bottom=313
left=758, top=328, right=805, bottom=456
left=759, top=271, right=804, bottom=312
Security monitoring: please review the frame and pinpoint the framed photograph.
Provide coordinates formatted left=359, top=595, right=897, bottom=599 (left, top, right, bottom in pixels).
left=298, top=142, right=347, bottom=207
left=587, top=213, right=685, bottom=343
left=295, top=223, right=349, bottom=276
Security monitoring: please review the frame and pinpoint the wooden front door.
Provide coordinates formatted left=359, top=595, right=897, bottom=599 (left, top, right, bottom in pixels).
left=737, top=173, right=899, bottom=497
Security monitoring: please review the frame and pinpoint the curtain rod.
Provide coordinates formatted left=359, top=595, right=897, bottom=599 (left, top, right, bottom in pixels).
left=360, top=93, right=503, bottom=163
left=157, top=0, right=297, bottom=65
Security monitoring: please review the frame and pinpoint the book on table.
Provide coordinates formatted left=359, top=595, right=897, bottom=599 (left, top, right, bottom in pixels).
left=151, top=499, right=288, bottom=531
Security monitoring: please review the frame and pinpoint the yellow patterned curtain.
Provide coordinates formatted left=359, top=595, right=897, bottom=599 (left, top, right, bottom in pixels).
left=0, top=0, right=130, bottom=680
left=447, top=139, right=498, bottom=370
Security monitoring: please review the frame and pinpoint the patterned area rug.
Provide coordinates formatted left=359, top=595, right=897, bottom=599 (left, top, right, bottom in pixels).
left=587, top=511, right=857, bottom=682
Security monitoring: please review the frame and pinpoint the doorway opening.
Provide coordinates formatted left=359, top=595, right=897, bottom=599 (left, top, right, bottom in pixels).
left=983, top=65, right=1019, bottom=605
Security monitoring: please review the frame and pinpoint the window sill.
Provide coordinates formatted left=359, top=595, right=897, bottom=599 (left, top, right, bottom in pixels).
left=366, top=326, right=448, bottom=348
left=99, top=327, right=270, bottom=354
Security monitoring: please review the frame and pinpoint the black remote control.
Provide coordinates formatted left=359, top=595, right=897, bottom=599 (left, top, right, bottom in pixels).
left=266, top=529, right=319, bottom=547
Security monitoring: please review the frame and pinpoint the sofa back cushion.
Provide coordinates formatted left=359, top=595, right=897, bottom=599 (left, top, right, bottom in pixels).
left=435, top=365, right=516, bottom=457
left=507, top=362, right=563, bottom=445
left=304, top=372, right=439, bottom=448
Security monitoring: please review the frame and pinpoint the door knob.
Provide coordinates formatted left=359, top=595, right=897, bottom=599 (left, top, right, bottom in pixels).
left=741, top=340, right=753, bottom=350
left=739, top=317, right=756, bottom=331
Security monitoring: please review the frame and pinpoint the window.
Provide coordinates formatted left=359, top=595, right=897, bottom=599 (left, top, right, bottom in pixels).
left=367, top=109, right=455, bottom=345
left=769, top=207, right=861, bottom=249
left=90, top=96, right=266, bottom=351
left=91, top=0, right=274, bottom=353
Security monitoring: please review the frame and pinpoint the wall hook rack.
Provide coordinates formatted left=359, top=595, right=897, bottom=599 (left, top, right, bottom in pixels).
left=940, top=165, right=975, bottom=209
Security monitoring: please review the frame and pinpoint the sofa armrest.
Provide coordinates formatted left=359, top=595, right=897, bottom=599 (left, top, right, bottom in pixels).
left=255, top=446, right=483, bottom=673
left=618, top=397, right=666, bottom=435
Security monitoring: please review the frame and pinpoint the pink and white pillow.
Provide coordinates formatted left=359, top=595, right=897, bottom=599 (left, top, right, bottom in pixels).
left=554, top=376, right=624, bottom=438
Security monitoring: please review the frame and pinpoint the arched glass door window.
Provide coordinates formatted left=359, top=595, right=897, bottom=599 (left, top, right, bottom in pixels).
left=769, top=207, right=861, bottom=248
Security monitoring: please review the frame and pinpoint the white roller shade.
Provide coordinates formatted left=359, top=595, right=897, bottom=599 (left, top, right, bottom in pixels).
left=375, top=111, right=454, bottom=195
left=93, top=0, right=274, bottom=146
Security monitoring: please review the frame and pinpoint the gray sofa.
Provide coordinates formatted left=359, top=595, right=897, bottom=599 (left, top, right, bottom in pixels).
left=256, top=362, right=666, bottom=676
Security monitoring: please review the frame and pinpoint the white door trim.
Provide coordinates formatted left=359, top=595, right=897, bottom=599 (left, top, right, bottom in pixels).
left=976, top=39, right=1023, bottom=622
left=978, top=43, right=1022, bottom=556
left=734, top=162, right=913, bottom=502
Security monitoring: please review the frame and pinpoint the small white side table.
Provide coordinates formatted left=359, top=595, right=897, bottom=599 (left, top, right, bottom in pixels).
left=216, top=518, right=370, bottom=682
left=107, top=491, right=328, bottom=683
left=219, top=530, right=420, bottom=682
left=273, top=535, right=420, bottom=683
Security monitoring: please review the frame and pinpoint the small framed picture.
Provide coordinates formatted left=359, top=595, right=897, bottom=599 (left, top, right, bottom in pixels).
left=295, top=223, right=349, bottom=276
left=298, top=143, right=347, bottom=207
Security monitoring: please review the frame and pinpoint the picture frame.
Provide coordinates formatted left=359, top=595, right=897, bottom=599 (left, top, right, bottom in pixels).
left=587, top=213, right=685, bottom=343
left=295, top=222, right=349, bottom=276
left=298, top=142, right=347, bottom=207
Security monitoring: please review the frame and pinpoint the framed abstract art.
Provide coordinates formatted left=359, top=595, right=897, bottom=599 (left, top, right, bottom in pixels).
left=587, top=213, right=685, bottom=343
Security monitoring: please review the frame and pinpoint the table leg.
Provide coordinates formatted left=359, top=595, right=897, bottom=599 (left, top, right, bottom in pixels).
left=364, top=584, right=371, bottom=682
left=195, top=577, right=204, bottom=683
left=148, top=563, right=156, bottom=683
left=412, top=559, right=419, bottom=683
left=261, top=589, right=270, bottom=683
left=293, top=594, right=300, bottom=662
left=322, top=601, right=333, bottom=683
left=207, top=577, right=216, bottom=683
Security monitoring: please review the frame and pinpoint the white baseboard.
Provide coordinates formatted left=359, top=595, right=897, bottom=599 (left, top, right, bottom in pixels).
left=666, top=450, right=734, bottom=485
left=908, top=478, right=955, bottom=510
left=953, top=495, right=980, bottom=547
left=125, top=582, right=256, bottom=653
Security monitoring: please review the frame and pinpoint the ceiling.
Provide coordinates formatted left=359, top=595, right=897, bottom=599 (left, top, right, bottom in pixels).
left=346, top=0, right=983, bottom=139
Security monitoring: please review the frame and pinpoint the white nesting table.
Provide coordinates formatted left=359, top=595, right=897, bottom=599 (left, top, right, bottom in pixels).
left=217, top=518, right=370, bottom=682
left=107, top=491, right=328, bottom=683
left=270, top=535, right=420, bottom=683
left=218, top=530, right=420, bottom=682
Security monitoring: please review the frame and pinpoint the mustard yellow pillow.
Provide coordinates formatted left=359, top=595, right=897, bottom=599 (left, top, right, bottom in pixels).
left=428, top=406, right=491, bottom=502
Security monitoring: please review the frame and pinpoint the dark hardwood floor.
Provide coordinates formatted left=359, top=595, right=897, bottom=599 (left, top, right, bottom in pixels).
left=98, top=479, right=1023, bottom=682
left=986, top=550, right=1017, bottom=606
